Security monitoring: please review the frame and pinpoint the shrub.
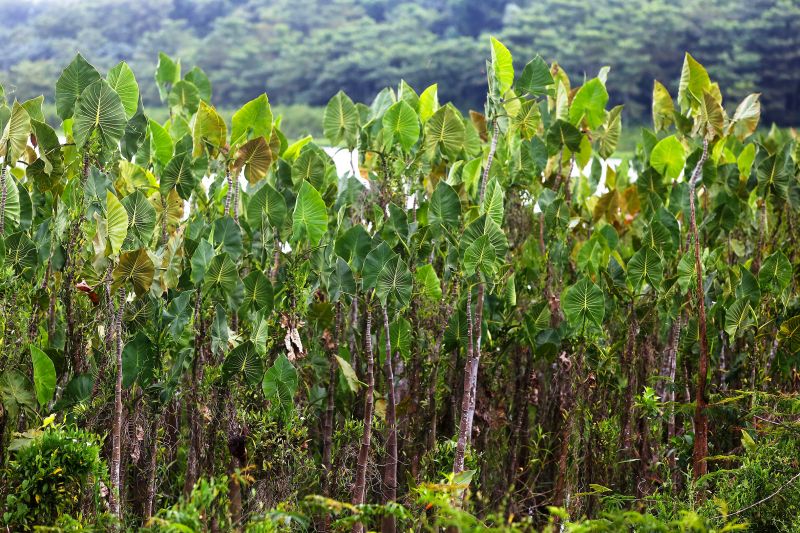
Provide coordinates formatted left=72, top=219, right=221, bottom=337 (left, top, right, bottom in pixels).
left=697, top=426, right=800, bottom=532
left=2, top=425, right=107, bottom=530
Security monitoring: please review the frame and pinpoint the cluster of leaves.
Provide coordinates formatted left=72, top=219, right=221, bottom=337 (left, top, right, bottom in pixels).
left=2, top=423, right=107, bottom=530
left=2, top=0, right=800, bottom=128
left=0, top=33, right=799, bottom=532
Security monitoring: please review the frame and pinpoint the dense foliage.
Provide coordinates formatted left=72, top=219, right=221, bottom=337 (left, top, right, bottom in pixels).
left=1, top=0, right=800, bottom=126
left=1, top=35, right=800, bottom=532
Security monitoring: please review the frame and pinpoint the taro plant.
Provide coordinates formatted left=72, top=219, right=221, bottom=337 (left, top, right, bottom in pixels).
left=1, top=37, right=800, bottom=533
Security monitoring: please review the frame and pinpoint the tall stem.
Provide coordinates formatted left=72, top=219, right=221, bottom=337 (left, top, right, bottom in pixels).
left=322, top=304, right=342, bottom=499
left=0, top=165, right=7, bottom=236
left=689, top=139, right=710, bottom=481
left=224, top=169, right=233, bottom=217
left=454, top=286, right=474, bottom=475
left=110, top=287, right=127, bottom=519
left=452, top=117, right=500, bottom=477
left=381, top=306, right=398, bottom=533
left=352, top=302, right=375, bottom=533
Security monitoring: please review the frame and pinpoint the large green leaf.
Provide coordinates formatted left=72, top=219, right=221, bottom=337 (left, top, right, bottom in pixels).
left=428, top=181, right=461, bottom=232
left=2, top=176, right=20, bottom=232
left=546, top=119, right=582, bottom=154
left=234, top=137, right=275, bottom=185
left=106, top=191, right=129, bottom=255
left=106, top=61, right=140, bottom=118
left=335, top=225, right=373, bottom=271
left=262, top=354, right=298, bottom=417
left=192, top=101, right=227, bottom=157
left=562, top=277, right=605, bottom=330
left=155, top=52, right=180, bottom=101
left=0, top=371, right=36, bottom=419
left=724, top=297, right=754, bottom=338
left=121, top=190, right=156, bottom=250
left=516, top=55, right=553, bottom=96
left=596, top=105, right=623, bottom=159
left=30, top=346, right=56, bottom=407
left=424, top=106, right=465, bottom=158
left=246, top=182, right=287, bottom=231
left=148, top=119, right=174, bottom=167
left=677, top=53, right=710, bottom=112
left=463, top=234, right=497, bottom=277
left=73, top=79, right=128, bottom=150
left=779, top=315, right=800, bottom=354
left=695, top=90, right=725, bottom=139
left=727, top=93, right=760, bottom=140
left=569, top=78, right=608, bottom=129
left=121, top=104, right=148, bottom=161
left=326, top=257, right=356, bottom=303
left=204, top=253, right=239, bottom=296
left=376, top=255, right=413, bottom=307
left=292, top=181, right=328, bottom=247
left=190, top=240, right=214, bottom=286
left=627, top=246, right=663, bottom=291
left=161, top=152, right=202, bottom=199
left=649, top=135, right=685, bottom=181
left=756, top=146, right=792, bottom=199
left=184, top=66, right=212, bottom=102
left=677, top=250, right=697, bottom=292
left=113, top=249, right=155, bottom=296
left=382, top=100, right=419, bottom=152
left=212, top=216, right=243, bottom=260
left=21, top=96, right=43, bottom=123
left=362, top=242, right=396, bottom=292
left=489, top=36, right=514, bottom=95
left=231, top=93, right=272, bottom=148
left=4, top=232, right=37, bottom=273
left=652, top=80, right=674, bottom=132
left=55, top=54, right=101, bottom=120
left=121, top=332, right=155, bottom=388
left=291, top=147, right=327, bottom=189
left=163, top=290, right=195, bottom=338
left=242, top=270, right=274, bottom=314
left=481, top=178, right=504, bottom=226
left=223, top=341, right=263, bottom=386
left=418, top=84, right=439, bottom=123
left=461, top=215, right=508, bottom=264
left=168, top=80, right=200, bottom=116
left=323, top=91, right=358, bottom=147
left=1, top=101, right=30, bottom=165
left=758, top=251, right=792, bottom=295
left=28, top=119, right=65, bottom=191
left=415, top=263, right=442, bottom=301
left=335, top=353, right=361, bottom=392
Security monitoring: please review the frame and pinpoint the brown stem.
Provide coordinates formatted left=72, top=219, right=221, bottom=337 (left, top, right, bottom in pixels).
left=619, top=302, right=639, bottom=461
left=478, top=120, right=499, bottom=203
left=453, top=285, right=474, bottom=475
left=224, top=169, right=233, bottom=217
left=352, top=302, right=375, bottom=533
left=380, top=306, right=398, bottom=533
left=270, top=235, right=280, bottom=283
left=553, top=350, right=575, bottom=509
left=184, top=293, right=205, bottom=495
left=689, top=139, right=710, bottom=482
left=144, top=410, right=162, bottom=520
left=322, top=304, right=342, bottom=500
left=110, top=287, right=127, bottom=519
left=0, top=165, right=7, bottom=236
left=232, top=173, right=240, bottom=224
left=158, top=196, right=167, bottom=246
left=426, top=291, right=456, bottom=450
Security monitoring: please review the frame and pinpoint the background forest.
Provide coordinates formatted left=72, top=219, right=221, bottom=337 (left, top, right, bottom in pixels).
left=1, top=2, right=800, bottom=533
left=1, top=0, right=800, bottom=135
